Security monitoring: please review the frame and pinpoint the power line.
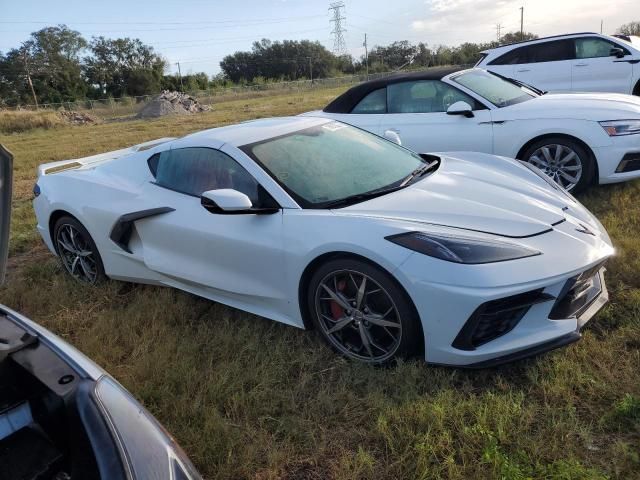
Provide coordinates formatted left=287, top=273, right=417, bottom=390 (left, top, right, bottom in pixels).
left=0, top=15, right=326, bottom=26
left=329, top=1, right=347, bottom=56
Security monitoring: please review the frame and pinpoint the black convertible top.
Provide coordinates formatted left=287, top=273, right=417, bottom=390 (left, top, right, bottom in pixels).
left=323, top=66, right=464, bottom=113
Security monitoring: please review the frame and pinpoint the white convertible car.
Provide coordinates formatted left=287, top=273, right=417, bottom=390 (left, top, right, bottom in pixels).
left=305, top=67, right=640, bottom=192
left=33, top=117, right=613, bottom=367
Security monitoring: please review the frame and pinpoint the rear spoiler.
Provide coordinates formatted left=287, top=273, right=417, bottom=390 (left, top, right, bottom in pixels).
left=0, top=144, right=13, bottom=285
left=36, top=137, right=175, bottom=178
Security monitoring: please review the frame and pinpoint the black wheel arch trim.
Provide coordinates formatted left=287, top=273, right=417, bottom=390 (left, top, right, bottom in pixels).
left=109, top=207, right=175, bottom=253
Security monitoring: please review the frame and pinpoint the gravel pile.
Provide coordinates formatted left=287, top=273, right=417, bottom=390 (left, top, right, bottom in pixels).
left=137, top=91, right=211, bottom=118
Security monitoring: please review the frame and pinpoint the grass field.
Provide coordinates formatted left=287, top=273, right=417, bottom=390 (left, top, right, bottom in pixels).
left=1, top=87, right=639, bottom=479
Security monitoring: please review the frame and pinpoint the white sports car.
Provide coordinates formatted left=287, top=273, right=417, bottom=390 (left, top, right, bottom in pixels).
left=33, top=117, right=613, bottom=367
left=304, top=67, right=640, bottom=192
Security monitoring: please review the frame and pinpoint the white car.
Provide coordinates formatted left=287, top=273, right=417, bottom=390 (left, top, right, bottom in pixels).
left=32, top=117, right=613, bottom=367
left=306, top=67, right=640, bottom=192
left=0, top=147, right=202, bottom=480
left=476, top=32, right=640, bottom=95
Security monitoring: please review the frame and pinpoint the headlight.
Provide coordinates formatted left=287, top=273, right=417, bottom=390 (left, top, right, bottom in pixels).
left=599, top=120, right=640, bottom=136
left=386, top=232, right=540, bottom=264
left=95, top=376, right=201, bottom=480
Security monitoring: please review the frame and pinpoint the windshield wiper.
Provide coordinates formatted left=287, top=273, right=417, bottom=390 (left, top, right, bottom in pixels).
left=321, top=185, right=407, bottom=209
left=400, top=160, right=439, bottom=187
left=321, top=160, right=439, bottom=209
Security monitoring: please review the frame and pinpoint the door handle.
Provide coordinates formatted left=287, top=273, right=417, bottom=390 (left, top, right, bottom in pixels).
left=516, top=68, right=531, bottom=73
left=574, top=63, right=588, bottom=67
left=384, top=129, right=402, bottom=146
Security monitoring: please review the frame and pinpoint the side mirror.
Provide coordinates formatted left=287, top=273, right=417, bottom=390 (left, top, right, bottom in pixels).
left=446, top=101, right=474, bottom=118
left=200, top=189, right=280, bottom=215
left=201, top=189, right=252, bottom=213
left=610, top=47, right=625, bottom=58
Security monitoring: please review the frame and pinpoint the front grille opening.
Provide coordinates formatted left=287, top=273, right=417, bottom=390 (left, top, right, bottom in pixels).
left=615, top=153, right=640, bottom=173
left=452, top=289, right=555, bottom=351
left=549, top=264, right=604, bottom=320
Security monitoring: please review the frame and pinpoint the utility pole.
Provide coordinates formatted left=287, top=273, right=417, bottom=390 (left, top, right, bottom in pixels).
left=175, top=62, right=184, bottom=91
left=21, top=47, right=38, bottom=109
left=600, top=19, right=603, bottom=34
left=329, top=1, right=347, bottom=56
left=496, top=23, right=502, bottom=43
left=363, top=33, right=369, bottom=79
left=307, top=57, right=313, bottom=83
left=520, top=6, right=524, bottom=41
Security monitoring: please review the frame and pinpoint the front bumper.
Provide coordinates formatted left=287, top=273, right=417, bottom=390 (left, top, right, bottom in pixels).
left=461, top=268, right=608, bottom=368
left=594, top=134, right=640, bottom=184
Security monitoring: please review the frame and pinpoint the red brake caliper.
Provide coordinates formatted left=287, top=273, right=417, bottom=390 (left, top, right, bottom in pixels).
left=330, top=279, right=347, bottom=319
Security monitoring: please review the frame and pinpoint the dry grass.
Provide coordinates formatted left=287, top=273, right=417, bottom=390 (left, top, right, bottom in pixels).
left=0, top=109, right=66, bottom=134
left=1, top=87, right=639, bottom=479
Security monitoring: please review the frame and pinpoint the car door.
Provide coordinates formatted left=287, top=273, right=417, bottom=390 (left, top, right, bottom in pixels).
left=0, top=145, right=12, bottom=284
left=378, top=80, right=493, bottom=154
left=571, top=36, right=634, bottom=93
left=510, top=40, right=574, bottom=92
left=132, top=146, right=288, bottom=313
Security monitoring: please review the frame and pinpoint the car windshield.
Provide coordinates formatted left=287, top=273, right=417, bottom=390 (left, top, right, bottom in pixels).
left=241, top=122, right=427, bottom=208
left=452, top=69, right=536, bottom=107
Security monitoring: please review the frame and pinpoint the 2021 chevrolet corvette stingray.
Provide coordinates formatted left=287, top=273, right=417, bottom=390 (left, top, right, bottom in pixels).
left=33, top=117, right=613, bottom=366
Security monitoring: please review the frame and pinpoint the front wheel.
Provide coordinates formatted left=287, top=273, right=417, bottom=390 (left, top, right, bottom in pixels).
left=307, top=258, right=422, bottom=364
left=520, top=137, right=595, bottom=193
left=53, top=216, right=105, bottom=284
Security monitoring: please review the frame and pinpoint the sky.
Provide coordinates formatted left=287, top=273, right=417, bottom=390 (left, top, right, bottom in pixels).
left=1, top=0, right=638, bottom=76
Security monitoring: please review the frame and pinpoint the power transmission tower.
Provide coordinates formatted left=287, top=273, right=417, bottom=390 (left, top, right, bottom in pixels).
left=329, top=1, right=347, bottom=56
left=496, top=23, right=502, bottom=43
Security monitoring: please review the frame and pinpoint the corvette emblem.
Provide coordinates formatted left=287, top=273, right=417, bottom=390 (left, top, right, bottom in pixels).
left=576, top=224, right=595, bottom=236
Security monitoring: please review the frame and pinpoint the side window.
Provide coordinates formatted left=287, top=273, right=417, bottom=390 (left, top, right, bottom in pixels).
left=575, top=37, right=629, bottom=58
left=527, top=40, right=574, bottom=63
left=351, top=88, right=387, bottom=113
left=150, top=147, right=262, bottom=204
left=489, top=46, right=529, bottom=65
left=387, top=80, right=479, bottom=113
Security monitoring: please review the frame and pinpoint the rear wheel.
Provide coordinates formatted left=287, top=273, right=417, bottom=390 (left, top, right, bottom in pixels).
left=307, top=258, right=421, bottom=364
left=520, top=137, right=595, bottom=193
left=53, top=216, right=105, bottom=284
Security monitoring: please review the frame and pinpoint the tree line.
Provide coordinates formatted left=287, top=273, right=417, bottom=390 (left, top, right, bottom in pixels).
left=1, top=22, right=638, bottom=107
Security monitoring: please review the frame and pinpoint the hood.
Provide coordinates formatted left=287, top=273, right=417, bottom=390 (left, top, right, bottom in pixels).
left=499, top=92, right=640, bottom=121
left=337, top=152, right=576, bottom=238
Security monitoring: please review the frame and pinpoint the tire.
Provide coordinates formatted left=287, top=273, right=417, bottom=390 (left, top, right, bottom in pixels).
left=307, top=257, right=422, bottom=364
left=53, top=216, right=106, bottom=284
left=633, top=80, right=640, bottom=96
left=520, top=137, right=595, bottom=193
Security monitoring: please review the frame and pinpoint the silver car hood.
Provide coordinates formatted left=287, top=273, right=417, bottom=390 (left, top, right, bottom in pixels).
left=336, top=152, right=592, bottom=238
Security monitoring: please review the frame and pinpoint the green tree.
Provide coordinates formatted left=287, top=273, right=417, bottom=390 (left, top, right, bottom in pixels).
left=0, top=25, right=87, bottom=106
left=499, top=31, right=538, bottom=45
left=220, top=39, right=336, bottom=83
left=84, top=36, right=166, bottom=97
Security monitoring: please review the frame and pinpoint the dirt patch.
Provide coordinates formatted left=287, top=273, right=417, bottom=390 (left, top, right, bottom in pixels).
left=137, top=91, right=211, bottom=119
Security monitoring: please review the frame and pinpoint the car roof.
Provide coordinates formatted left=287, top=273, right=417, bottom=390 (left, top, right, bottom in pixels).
left=481, top=32, right=622, bottom=55
left=181, top=116, right=333, bottom=147
left=323, top=66, right=464, bottom=114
